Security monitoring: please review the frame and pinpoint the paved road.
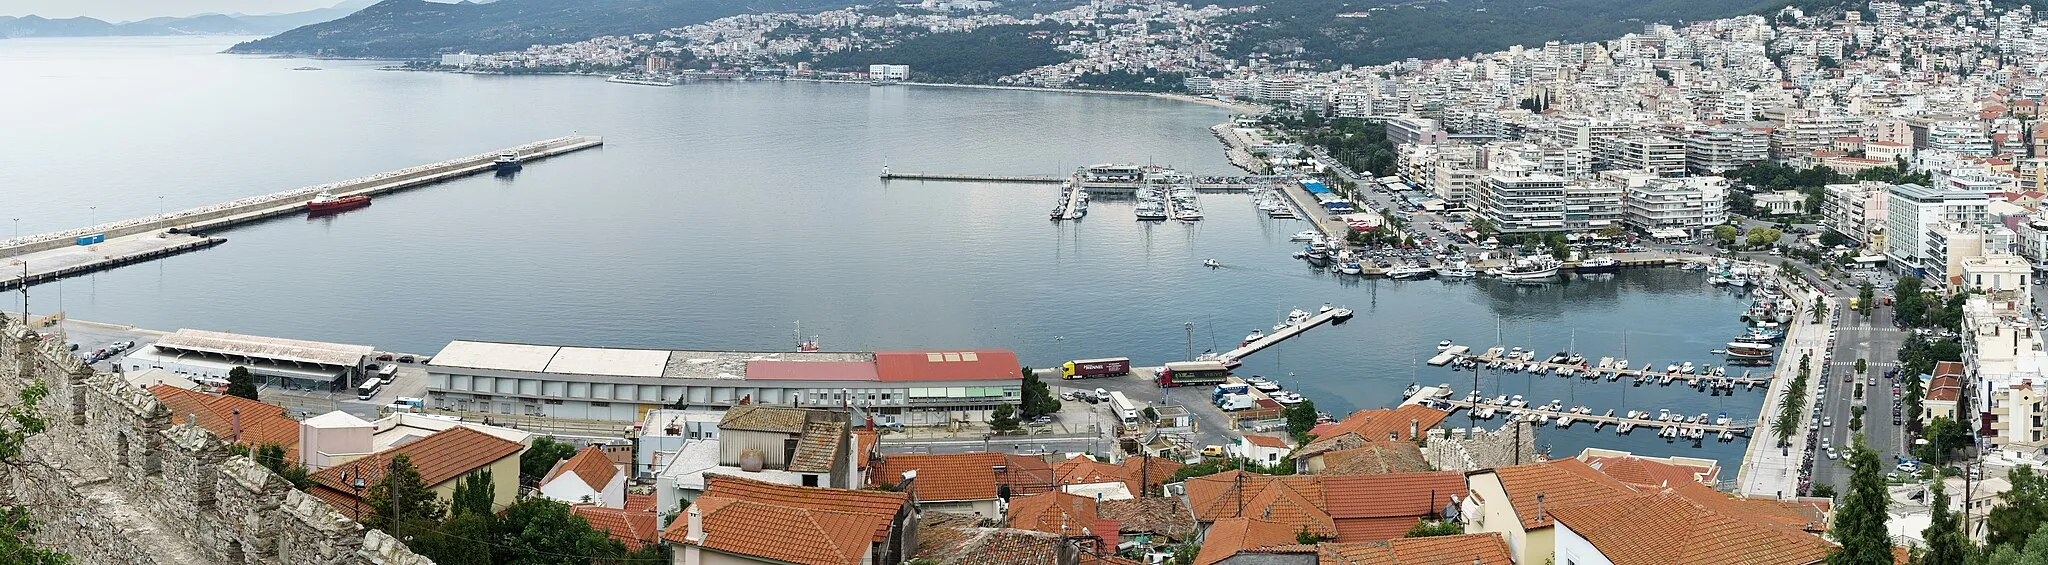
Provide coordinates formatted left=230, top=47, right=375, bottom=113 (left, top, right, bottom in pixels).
left=1809, top=298, right=1911, bottom=492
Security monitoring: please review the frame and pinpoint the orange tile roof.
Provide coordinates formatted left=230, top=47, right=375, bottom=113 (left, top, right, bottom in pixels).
left=1307, top=406, right=1449, bottom=443
left=1582, top=455, right=1717, bottom=488
left=1193, top=517, right=1306, bottom=565
left=1323, top=472, right=1464, bottom=521
left=912, top=512, right=1066, bottom=564
left=788, top=421, right=846, bottom=474
left=852, top=430, right=877, bottom=471
left=1053, top=455, right=1126, bottom=486
left=1119, top=455, right=1184, bottom=495
left=875, top=452, right=1054, bottom=502
left=686, top=496, right=882, bottom=565
left=1933, top=361, right=1965, bottom=378
left=1928, top=375, right=1962, bottom=402
left=543, top=445, right=620, bottom=493
left=1007, top=491, right=1098, bottom=537
left=307, top=426, right=524, bottom=502
left=1546, top=492, right=1834, bottom=565
left=1486, top=458, right=1638, bottom=529
left=1317, top=533, right=1515, bottom=565
left=1661, top=482, right=1832, bottom=533
left=1184, top=471, right=1334, bottom=537
left=1315, top=441, right=1430, bottom=475
left=1097, top=497, right=1197, bottom=540
left=624, top=493, right=657, bottom=513
left=667, top=474, right=906, bottom=544
left=149, top=385, right=301, bottom=460
left=571, top=504, right=662, bottom=551
left=1245, top=435, right=1291, bottom=448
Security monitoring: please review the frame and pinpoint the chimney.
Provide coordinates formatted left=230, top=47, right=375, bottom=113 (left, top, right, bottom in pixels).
left=1535, top=493, right=1547, bottom=524
left=1411, top=418, right=1421, bottom=439
left=230, top=408, right=242, bottom=443
left=685, top=504, right=705, bottom=542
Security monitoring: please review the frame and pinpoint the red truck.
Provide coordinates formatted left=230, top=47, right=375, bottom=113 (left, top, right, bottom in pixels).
left=1061, top=357, right=1132, bottom=379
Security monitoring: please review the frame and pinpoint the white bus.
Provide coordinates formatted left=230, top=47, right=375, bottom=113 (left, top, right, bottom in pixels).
left=377, top=365, right=398, bottom=381
left=1108, top=391, right=1141, bottom=426
left=355, top=378, right=384, bottom=400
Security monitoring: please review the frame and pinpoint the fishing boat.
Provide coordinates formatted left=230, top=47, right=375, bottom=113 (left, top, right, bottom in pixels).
left=1387, top=265, right=1436, bottom=280
left=306, top=191, right=370, bottom=213
left=1574, top=256, right=1620, bottom=273
left=1497, top=257, right=1561, bottom=281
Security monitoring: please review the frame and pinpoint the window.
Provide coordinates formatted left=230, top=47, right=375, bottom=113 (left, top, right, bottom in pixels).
left=802, top=475, right=819, bottom=487
left=543, top=399, right=563, bottom=405
left=592, top=401, right=611, bottom=407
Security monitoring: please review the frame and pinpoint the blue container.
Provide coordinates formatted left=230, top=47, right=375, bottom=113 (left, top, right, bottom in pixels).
left=76, top=234, right=104, bottom=246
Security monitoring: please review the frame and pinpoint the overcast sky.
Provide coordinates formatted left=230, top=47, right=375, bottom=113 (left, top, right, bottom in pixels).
left=4, top=0, right=350, bottom=22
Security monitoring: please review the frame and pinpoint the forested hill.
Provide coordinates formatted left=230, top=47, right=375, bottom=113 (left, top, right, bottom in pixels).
left=226, top=0, right=865, bottom=58
left=1215, top=0, right=1793, bottom=68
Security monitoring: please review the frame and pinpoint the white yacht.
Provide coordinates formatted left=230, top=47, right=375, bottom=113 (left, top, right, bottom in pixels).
left=1290, top=230, right=1320, bottom=241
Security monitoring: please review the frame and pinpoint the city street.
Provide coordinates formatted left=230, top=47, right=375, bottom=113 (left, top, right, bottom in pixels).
left=1809, top=297, right=1911, bottom=493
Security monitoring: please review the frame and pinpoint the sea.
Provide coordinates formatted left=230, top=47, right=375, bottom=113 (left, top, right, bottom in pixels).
left=0, top=36, right=1762, bottom=465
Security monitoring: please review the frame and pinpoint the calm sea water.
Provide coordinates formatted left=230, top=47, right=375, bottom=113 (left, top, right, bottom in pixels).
left=1, top=37, right=1760, bottom=463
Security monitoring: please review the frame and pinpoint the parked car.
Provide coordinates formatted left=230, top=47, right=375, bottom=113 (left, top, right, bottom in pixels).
left=397, top=355, right=416, bottom=363
left=377, top=354, right=394, bottom=361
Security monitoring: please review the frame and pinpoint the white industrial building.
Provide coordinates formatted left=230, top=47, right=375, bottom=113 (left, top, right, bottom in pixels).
left=867, top=64, right=910, bottom=82
left=119, top=329, right=373, bottom=392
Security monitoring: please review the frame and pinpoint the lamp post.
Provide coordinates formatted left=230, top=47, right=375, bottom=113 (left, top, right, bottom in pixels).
left=348, top=463, right=367, bottom=520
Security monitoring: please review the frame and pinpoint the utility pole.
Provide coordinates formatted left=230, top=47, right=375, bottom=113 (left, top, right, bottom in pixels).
left=1185, top=322, right=1194, bottom=362
left=390, top=456, right=402, bottom=541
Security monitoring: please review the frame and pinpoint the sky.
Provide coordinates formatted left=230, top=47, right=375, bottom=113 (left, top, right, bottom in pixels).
left=4, top=0, right=351, bottom=22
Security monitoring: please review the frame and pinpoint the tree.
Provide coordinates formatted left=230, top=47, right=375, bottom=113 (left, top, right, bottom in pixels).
left=1713, top=224, right=1740, bottom=245
left=226, top=366, right=259, bottom=401
left=1020, top=369, right=1060, bottom=417
left=1405, top=520, right=1464, bottom=537
left=1828, top=436, right=1891, bottom=565
left=989, top=404, right=1021, bottom=432
left=406, top=512, right=493, bottom=565
left=1921, top=480, right=1970, bottom=565
left=1992, top=465, right=2048, bottom=550
left=228, top=442, right=312, bottom=489
left=1746, top=227, right=1783, bottom=249
left=1813, top=300, right=1828, bottom=324
left=1550, top=237, right=1570, bottom=260
left=1598, top=224, right=1627, bottom=239
left=492, top=498, right=629, bottom=564
left=520, top=436, right=580, bottom=486
left=1855, top=358, right=1868, bottom=375
left=1858, top=284, right=1875, bottom=316
left=1988, top=523, right=2048, bottom=565
left=1810, top=483, right=1838, bottom=499
left=450, top=470, right=494, bottom=518
left=1895, top=275, right=1927, bottom=327
left=1916, top=417, right=1969, bottom=466
left=1285, top=398, right=1319, bottom=443
left=0, top=381, right=68, bottom=565
left=363, top=454, right=446, bottom=532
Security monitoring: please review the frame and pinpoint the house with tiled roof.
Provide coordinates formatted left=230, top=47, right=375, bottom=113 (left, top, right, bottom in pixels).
left=651, top=407, right=865, bottom=520
left=912, top=511, right=1142, bottom=565
left=1926, top=361, right=1964, bottom=424
left=1185, top=471, right=1335, bottom=539
left=1317, top=533, right=1515, bottom=565
left=1192, top=517, right=1312, bottom=565
left=1238, top=435, right=1294, bottom=466
left=1305, top=406, right=1450, bottom=445
left=571, top=502, right=662, bottom=551
left=1576, top=448, right=1721, bottom=488
left=1098, top=496, right=1197, bottom=550
left=874, top=452, right=1055, bottom=519
left=306, top=426, right=525, bottom=520
left=664, top=474, right=916, bottom=565
left=1321, top=472, right=1466, bottom=542
left=1298, top=440, right=1428, bottom=475
left=539, top=445, right=626, bottom=508
left=1008, top=491, right=1120, bottom=553
left=1461, top=458, right=1638, bottom=565
left=149, top=385, right=302, bottom=461
left=1549, top=491, right=1835, bottom=565
left=1053, top=454, right=1186, bottom=499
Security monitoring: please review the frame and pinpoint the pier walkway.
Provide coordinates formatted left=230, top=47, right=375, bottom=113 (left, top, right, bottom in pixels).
left=1735, top=283, right=1829, bottom=499
left=881, top=172, right=1064, bottom=183
left=1401, top=386, right=1753, bottom=441
left=1220, top=307, right=1348, bottom=363
left=1439, top=348, right=1772, bottom=392
left=2, top=136, right=603, bottom=290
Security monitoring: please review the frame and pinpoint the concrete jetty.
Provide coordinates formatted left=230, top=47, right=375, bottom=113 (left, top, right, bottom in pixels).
left=1444, top=347, right=1772, bottom=392
left=1413, top=396, right=1753, bottom=441
left=2, top=136, right=602, bottom=290
left=1220, top=307, right=1350, bottom=363
left=880, top=172, right=1064, bottom=183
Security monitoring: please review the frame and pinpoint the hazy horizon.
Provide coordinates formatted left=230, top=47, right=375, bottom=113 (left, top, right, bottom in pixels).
left=2, top=0, right=370, bottom=22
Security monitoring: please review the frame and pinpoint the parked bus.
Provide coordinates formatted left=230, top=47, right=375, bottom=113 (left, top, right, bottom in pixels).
left=355, top=378, right=384, bottom=400
left=377, top=365, right=399, bottom=381
left=1157, top=361, right=1230, bottom=387
left=1108, top=391, right=1141, bottom=425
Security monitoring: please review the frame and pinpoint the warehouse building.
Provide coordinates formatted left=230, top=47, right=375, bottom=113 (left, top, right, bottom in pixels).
left=422, top=341, right=1024, bottom=425
left=120, top=329, right=373, bottom=392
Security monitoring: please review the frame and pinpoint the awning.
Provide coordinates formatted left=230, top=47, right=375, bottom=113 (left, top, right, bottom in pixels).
left=1649, top=228, right=1690, bottom=239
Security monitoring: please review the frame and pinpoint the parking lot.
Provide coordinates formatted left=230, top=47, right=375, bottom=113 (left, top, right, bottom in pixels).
left=1052, top=368, right=1241, bottom=454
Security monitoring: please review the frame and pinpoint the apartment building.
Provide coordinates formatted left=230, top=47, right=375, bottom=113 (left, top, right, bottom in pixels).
left=1620, top=176, right=1730, bottom=238
left=1884, top=183, right=1990, bottom=278
left=1476, top=167, right=1569, bottom=233
left=1823, top=182, right=1890, bottom=253
left=1685, top=126, right=1770, bottom=175
left=1595, top=134, right=1687, bottom=176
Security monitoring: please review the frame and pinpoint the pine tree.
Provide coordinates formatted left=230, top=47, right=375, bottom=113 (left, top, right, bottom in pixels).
left=450, top=470, right=495, bottom=517
left=1920, top=479, right=1968, bottom=565
left=1828, top=435, right=1892, bottom=565
left=364, top=454, right=447, bottom=532
left=1991, top=465, right=2048, bottom=550
left=226, top=366, right=259, bottom=401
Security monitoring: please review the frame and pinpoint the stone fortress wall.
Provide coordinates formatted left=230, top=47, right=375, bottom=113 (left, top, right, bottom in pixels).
left=0, top=314, right=433, bottom=565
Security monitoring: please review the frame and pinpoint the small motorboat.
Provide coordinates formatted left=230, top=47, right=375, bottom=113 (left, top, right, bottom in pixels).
left=1319, top=303, right=1334, bottom=314
left=1331, top=307, right=1353, bottom=321
left=1340, top=262, right=1363, bottom=276
left=1438, top=340, right=1453, bottom=351
left=1243, top=330, right=1267, bottom=345
left=1204, top=259, right=1222, bottom=269
left=1403, top=383, right=1422, bottom=397
left=1291, top=230, right=1320, bottom=241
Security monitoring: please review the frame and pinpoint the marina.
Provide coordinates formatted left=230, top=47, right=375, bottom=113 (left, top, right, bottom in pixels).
left=1, top=136, right=603, bottom=290
left=1435, top=345, right=1774, bottom=392
left=1218, top=305, right=1351, bottom=363
left=1401, top=386, right=1754, bottom=443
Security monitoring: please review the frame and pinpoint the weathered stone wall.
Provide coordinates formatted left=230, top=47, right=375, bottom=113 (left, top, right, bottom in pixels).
left=1425, top=422, right=1540, bottom=472
left=0, top=315, right=433, bottom=565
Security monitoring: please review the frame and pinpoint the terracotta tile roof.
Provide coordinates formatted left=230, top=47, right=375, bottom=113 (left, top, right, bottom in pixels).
left=682, top=474, right=907, bottom=544
left=1546, top=492, right=1834, bottom=565
left=1582, top=455, right=1717, bottom=488
left=1053, top=455, right=1126, bottom=486
left=307, top=426, right=525, bottom=499
left=1306, top=406, right=1448, bottom=444
left=1097, top=497, right=1196, bottom=541
left=1120, top=456, right=1184, bottom=495
left=1317, top=533, right=1515, bottom=565
left=307, top=485, right=370, bottom=520
left=1314, top=441, right=1430, bottom=475
left=1661, top=482, right=1832, bottom=533
left=1928, top=375, right=1962, bottom=403
left=149, top=385, right=300, bottom=459
left=571, top=504, right=662, bottom=551
left=788, top=421, right=846, bottom=474
left=1007, top=491, right=1098, bottom=536
left=1322, top=472, right=1464, bottom=520
left=1933, top=361, right=1965, bottom=378
left=911, top=513, right=1063, bottom=564
left=1486, top=458, right=1639, bottom=529
left=1192, top=517, right=1304, bottom=565
left=1183, top=471, right=1334, bottom=537
left=684, top=496, right=882, bottom=565
left=718, top=406, right=810, bottom=433
left=1245, top=435, right=1291, bottom=448
left=875, top=452, right=1055, bottom=502
left=542, top=445, right=620, bottom=493
left=624, top=493, right=657, bottom=513
left=852, top=430, right=877, bottom=471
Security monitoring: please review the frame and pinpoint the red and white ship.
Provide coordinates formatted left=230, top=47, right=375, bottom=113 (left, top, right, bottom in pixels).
left=307, top=191, right=370, bottom=213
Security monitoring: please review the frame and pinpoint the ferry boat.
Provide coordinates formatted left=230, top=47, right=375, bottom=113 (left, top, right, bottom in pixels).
left=1724, top=341, right=1775, bottom=360
left=306, top=191, right=370, bottom=213
left=493, top=152, right=523, bottom=172
left=1574, top=257, right=1620, bottom=273
left=1497, top=257, right=1561, bottom=281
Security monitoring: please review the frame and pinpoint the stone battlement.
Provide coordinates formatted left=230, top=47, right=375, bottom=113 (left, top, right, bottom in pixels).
left=0, top=315, right=432, bottom=565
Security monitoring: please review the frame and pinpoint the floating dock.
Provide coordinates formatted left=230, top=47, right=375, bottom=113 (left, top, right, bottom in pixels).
left=1443, top=346, right=1771, bottom=393
left=1410, top=395, right=1753, bottom=442
left=1220, top=307, right=1349, bottom=363
left=1426, top=345, right=1471, bottom=366
left=1, top=136, right=603, bottom=290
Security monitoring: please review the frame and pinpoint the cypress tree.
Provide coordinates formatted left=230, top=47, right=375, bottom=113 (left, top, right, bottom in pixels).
left=1828, top=435, right=1892, bottom=565
left=1920, top=479, right=1967, bottom=565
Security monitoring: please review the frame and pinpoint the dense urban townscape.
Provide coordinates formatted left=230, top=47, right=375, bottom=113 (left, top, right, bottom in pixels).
left=20, top=0, right=2048, bottom=564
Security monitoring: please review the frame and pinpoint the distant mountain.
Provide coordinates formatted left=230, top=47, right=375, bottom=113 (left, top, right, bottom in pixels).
left=227, top=0, right=867, bottom=58
left=0, top=0, right=374, bottom=39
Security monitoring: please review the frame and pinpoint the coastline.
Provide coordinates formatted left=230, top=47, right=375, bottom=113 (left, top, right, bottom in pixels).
left=850, top=80, right=1268, bottom=114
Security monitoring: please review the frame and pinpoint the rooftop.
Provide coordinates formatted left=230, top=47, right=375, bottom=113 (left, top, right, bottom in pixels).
left=154, top=328, right=373, bottom=367
left=876, top=452, right=1056, bottom=502
left=1547, top=491, right=1835, bottom=565
left=543, top=445, right=621, bottom=493
left=149, top=385, right=301, bottom=459
left=1483, top=458, right=1639, bottom=529
left=1317, top=533, right=1516, bottom=565
left=428, top=341, right=1019, bottom=382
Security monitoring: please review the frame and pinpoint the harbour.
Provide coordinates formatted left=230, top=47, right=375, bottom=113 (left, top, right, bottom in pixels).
left=2, top=136, right=602, bottom=290
left=1401, top=386, right=1755, bottom=443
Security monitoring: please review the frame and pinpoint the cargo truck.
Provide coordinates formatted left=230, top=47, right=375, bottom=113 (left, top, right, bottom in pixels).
left=1216, top=394, right=1255, bottom=411
left=1062, top=357, right=1132, bottom=379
